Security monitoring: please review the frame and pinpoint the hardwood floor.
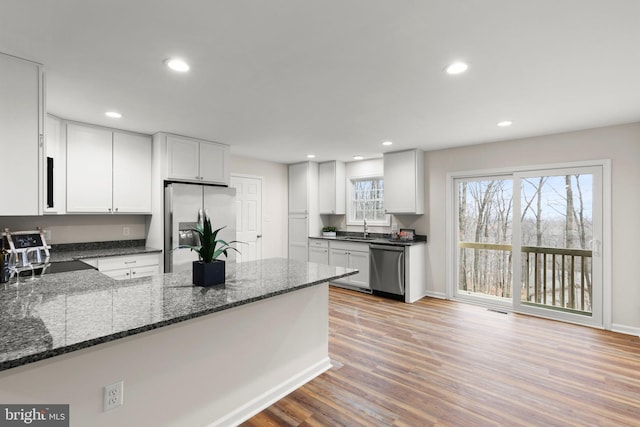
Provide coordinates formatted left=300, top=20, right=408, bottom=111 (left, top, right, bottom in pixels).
left=241, top=287, right=640, bottom=426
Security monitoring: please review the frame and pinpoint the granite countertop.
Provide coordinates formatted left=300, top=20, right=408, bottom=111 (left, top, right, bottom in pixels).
left=309, top=233, right=427, bottom=246
left=48, top=240, right=162, bottom=262
left=0, top=258, right=356, bottom=371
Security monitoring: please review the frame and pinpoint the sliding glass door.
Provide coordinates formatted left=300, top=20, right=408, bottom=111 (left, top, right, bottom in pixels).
left=513, top=166, right=602, bottom=326
left=453, top=164, right=603, bottom=327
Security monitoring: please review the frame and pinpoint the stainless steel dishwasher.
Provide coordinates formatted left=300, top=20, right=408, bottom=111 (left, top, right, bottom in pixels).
left=369, top=244, right=405, bottom=299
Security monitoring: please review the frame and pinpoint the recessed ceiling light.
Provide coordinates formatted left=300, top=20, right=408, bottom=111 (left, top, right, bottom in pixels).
left=353, top=155, right=364, bottom=160
left=382, top=141, right=393, bottom=146
left=445, top=61, right=469, bottom=75
left=164, top=58, right=190, bottom=72
left=307, top=154, right=315, bottom=159
left=105, top=111, right=122, bottom=119
left=497, top=120, right=513, bottom=127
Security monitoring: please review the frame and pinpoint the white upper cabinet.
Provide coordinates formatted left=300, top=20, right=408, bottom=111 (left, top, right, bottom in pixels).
left=288, top=162, right=315, bottom=214
left=318, top=161, right=345, bottom=214
left=66, top=123, right=152, bottom=214
left=199, top=140, right=229, bottom=184
left=113, top=132, right=152, bottom=213
left=383, top=149, right=425, bottom=215
left=166, top=134, right=229, bottom=185
left=44, top=114, right=66, bottom=214
left=66, top=124, right=113, bottom=213
left=0, top=53, right=44, bottom=216
left=167, top=135, right=199, bottom=180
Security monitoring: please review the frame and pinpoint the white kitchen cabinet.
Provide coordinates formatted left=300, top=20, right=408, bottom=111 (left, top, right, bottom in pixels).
left=329, top=241, right=370, bottom=289
left=288, top=161, right=320, bottom=262
left=0, top=52, right=44, bottom=216
left=95, top=253, right=161, bottom=280
left=318, top=161, right=345, bottom=214
left=113, top=132, right=152, bottom=213
left=166, top=134, right=229, bottom=185
left=308, top=239, right=329, bottom=264
left=288, top=162, right=313, bottom=214
left=66, top=123, right=152, bottom=214
left=44, top=114, right=66, bottom=214
left=66, top=124, right=112, bottom=212
left=289, top=214, right=310, bottom=262
left=383, top=149, right=424, bottom=214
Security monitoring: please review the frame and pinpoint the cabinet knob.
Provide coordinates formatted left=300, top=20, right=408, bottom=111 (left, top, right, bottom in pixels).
left=108, top=208, right=112, bottom=212
left=115, top=207, right=119, bottom=212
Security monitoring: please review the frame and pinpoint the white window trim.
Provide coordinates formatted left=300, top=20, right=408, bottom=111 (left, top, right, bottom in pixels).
left=346, top=173, right=391, bottom=226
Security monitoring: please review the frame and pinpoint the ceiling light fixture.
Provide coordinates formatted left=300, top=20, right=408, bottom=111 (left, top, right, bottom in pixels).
left=105, top=111, right=122, bottom=119
left=164, top=58, right=190, bottom=72
left=382, top=141, right=393, bottom=146
left=307, top=154, right=315, bottom=159
left=497, top=120, right=513, bottom=127
left=353, top=155, right=364, bottom=160
left=445, top=61, right=469, bottom=75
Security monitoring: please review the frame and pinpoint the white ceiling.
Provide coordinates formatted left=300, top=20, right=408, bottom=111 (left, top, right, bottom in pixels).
left=2, top=0, right=640, bottom=164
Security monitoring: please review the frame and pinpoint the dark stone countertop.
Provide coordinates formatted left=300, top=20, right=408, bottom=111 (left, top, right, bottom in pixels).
left=48, top=240, right=162, bottom=262
left=309, top=233, right=427, bottom=246
left=0, top=258, right=356, bottom=372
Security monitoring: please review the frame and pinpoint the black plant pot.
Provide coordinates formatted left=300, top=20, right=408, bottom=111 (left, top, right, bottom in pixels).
left=192, top=260, right=225, bottom=287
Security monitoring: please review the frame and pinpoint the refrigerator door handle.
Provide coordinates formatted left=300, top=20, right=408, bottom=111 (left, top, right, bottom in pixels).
left=197, top=208, right=205, bottom=227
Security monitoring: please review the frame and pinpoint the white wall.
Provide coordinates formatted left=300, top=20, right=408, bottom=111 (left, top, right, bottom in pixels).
left=230, top=155, right=288, bottom=258
left=0, top=215, right=147, bottom=244
left=420, top=122, right=640, bottom=333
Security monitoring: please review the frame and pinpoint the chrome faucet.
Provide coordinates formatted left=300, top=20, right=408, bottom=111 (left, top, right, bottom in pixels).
left=363, top=218, right=368, bottom=239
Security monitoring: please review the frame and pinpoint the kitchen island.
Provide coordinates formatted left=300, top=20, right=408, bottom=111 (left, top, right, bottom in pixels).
left=0, top=258, right=356, bottom=426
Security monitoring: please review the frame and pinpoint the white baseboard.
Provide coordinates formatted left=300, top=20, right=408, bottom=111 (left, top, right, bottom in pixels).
left=611, top=323, right=640, bottom=337
left=210, top=357, right=332, bottom=427
left=424, top=290, right=447, bottom=299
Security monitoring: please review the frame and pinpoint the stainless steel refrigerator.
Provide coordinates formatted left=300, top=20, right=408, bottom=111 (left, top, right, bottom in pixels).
left=164, top=182, right=236, bottom=273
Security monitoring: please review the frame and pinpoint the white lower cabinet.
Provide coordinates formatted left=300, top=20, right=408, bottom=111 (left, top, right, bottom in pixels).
left=308, top=239, right=329, bottom=264
left=92, top=253, right=161, bottom=280
left=328, top=241, right=370, bottom=290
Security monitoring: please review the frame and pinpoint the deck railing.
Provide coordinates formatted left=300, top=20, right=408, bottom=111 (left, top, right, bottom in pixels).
left=458, top=242, right=593, bottom=313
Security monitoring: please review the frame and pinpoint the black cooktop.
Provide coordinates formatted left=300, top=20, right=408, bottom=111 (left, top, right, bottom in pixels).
left=16, top=260, right=97, bottom=276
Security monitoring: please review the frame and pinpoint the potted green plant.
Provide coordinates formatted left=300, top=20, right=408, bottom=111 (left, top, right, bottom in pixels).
left=322, top=226, right=337, bottom=237
left=179, top=215, right=241, bottom=287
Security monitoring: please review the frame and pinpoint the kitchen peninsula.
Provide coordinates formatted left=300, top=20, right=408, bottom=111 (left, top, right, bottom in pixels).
left=0, top=258, right=356, bottom=426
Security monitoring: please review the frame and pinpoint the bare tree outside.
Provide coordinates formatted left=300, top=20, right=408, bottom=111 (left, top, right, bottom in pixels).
left=458, top=173, right=593, bottom=314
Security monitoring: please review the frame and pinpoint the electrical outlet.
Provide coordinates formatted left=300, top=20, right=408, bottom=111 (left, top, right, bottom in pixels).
left=104, top=381, right=124, bottom=411
left=122, top=227, right=130, bottom=236
left=43, top=229, right=52, bottom=241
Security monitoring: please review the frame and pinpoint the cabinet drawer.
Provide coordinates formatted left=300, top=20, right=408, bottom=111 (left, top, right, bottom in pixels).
left=131, top=265, right=160, bottom=279
left=97, top=253, right=160, bottom=272
left=309, top=239, right=329, bottom=249
left=329, top=241, right=370, bottom=253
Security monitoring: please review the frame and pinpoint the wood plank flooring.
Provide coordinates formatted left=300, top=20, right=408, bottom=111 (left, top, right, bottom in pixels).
left=241, top=287, right=640, bottom=426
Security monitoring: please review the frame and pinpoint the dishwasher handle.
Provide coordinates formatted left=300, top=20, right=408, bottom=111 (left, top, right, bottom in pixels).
left=369, top=244, right=405, bottom=252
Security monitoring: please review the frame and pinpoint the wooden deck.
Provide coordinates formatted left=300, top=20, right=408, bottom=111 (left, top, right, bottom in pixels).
left=242, top=287, right=640, bottom=426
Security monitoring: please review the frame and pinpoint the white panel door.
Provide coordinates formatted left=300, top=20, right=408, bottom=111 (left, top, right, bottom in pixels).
left=231, top=176, right=263, bottom=263
left=66, top=124, right=113, bottom=213
left=113, top=132, right=152, bottom=213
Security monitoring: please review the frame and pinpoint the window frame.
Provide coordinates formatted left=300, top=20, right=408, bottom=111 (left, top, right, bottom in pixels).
left=346, top=174, right=390, bottom=226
